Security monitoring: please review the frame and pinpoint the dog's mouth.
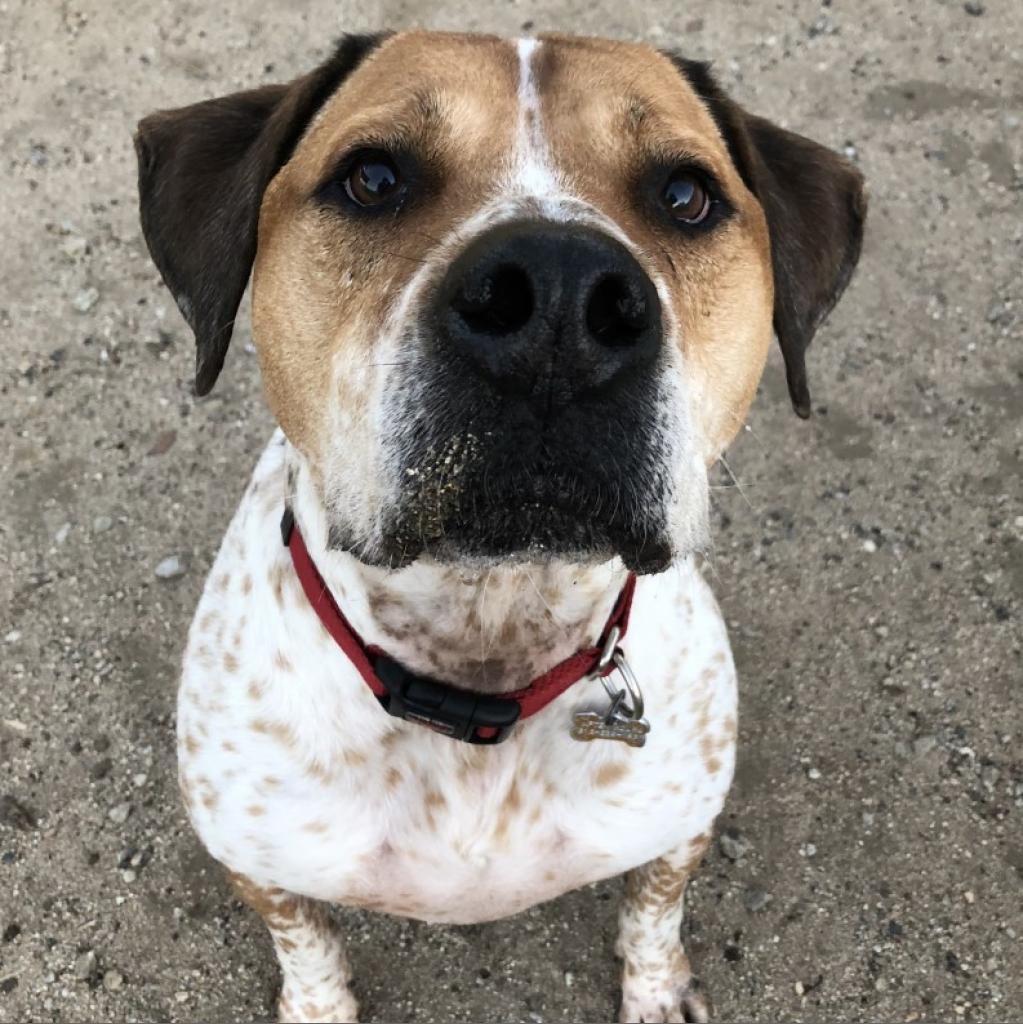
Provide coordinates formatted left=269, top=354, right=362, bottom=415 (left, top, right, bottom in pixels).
left=373, top=415, right=677, bottom=573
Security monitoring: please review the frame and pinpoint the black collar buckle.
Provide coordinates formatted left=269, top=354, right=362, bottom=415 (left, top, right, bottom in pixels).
left=372, top=653, right=521, bottom=745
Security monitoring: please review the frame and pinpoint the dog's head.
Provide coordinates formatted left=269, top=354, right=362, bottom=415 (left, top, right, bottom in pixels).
left=136, top=31, right=865, bottom=573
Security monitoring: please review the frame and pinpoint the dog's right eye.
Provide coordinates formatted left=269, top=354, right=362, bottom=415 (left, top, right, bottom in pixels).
left=343, top=151, right=402, bottom=208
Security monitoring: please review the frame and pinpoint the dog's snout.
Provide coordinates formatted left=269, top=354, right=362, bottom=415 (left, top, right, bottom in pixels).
left=437, top=223, right=661, bottom=402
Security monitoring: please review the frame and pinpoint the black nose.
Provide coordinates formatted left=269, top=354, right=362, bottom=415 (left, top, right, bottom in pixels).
left=435, top=222, right=661, bottom=405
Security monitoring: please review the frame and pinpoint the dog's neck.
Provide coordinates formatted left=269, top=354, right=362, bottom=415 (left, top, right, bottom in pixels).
left=286, top=447, right=628, bottom=694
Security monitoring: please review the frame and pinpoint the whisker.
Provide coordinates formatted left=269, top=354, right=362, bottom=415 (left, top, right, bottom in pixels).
left=717, top=453, right=757, bottom=514
left=524, top=570, right=569, bottom=634
left=479, top=569, right=494, bottom=662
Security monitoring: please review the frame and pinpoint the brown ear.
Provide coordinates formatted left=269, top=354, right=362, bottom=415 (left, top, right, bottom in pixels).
left=669, top=57, right=867, bottom=418
left=134, top=34, right=386, bottom=395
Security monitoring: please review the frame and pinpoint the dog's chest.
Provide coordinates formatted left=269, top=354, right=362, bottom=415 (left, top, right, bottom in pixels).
left=178, top=440, right=737, bottom=924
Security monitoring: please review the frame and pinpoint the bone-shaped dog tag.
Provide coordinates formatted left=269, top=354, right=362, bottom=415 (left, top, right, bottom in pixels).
left=571, top=640, right=650, bottom=747
left=571, top=703, right=650, bottom=748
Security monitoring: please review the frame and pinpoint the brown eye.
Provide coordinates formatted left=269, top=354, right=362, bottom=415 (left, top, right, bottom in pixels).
left=344, top=152, right=401, bottom=207
left=662, top=172, right=711, bottom=224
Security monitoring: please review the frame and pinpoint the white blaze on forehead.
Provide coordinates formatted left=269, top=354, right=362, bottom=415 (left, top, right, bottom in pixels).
left=513, top=38, right=561, bottom=197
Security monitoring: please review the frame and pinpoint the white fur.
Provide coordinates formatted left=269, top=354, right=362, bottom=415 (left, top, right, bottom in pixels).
left=512, top=38, right=562, bottom=198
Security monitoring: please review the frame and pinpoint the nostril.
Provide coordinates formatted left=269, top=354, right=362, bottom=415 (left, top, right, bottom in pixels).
left=585, top=273, right=651, bottom=348
left=452, top=264, right=534, bottom=336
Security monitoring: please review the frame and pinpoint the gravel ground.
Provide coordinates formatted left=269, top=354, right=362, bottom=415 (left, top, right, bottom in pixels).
left=1, top=1, right=1021, bottom=1022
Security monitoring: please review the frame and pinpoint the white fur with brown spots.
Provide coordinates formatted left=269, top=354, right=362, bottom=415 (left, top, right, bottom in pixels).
left=179, top=433, right=735, bottom=1023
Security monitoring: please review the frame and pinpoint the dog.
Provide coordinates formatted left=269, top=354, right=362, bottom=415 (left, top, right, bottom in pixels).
left=135, top=29, right=865, bottom=1023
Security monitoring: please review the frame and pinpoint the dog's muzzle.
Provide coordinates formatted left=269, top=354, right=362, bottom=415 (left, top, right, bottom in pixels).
left=374, top=220, right=680, bottom=572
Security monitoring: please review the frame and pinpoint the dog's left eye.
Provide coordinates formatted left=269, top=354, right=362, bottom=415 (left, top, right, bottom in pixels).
left=344, top=151, right=402, bottom=207
left=661, top=171, right=712, bottom=225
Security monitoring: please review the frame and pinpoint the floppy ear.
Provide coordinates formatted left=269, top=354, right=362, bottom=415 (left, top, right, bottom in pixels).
left=668, top=57, right=867, bottom=418
left=134, top=34, right=386, bottom=395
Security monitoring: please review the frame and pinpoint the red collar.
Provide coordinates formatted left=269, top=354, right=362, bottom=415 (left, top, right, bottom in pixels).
left=281, top=510, right=637, bottom=745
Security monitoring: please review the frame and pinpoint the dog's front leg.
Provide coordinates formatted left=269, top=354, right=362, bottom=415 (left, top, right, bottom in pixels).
left=616, top=834, right=712, bottom=1024
left=229, top=873, right=357, bottom=1024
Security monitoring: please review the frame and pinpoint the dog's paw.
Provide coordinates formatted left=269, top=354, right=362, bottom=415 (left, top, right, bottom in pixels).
left=618, top=976, right=709, bottom=1024
left=278, top=988, right=359, bottom=1024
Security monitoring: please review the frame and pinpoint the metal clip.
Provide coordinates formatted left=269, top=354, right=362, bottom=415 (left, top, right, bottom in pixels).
left=570, top=628, right=650, bottom=748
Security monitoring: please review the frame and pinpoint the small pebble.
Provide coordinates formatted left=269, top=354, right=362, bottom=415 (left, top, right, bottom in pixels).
left=963, top=1, right=985, bottom=14
left=744, top=887, right=773, bottom=912
left=154, top=555, right=186, bottom=579
left=107, top=802, right=131, bottom=825
left=175, top=991, right=189, bottom=1003
left=862, top=538, right=877, bottom=553
left=1, top=923, right=21, bottom=944
left=90, top=758, right=112, bottom=781
left=55, top=522, right=72, bottom=545
left=718, top=830, right=750, bottom=862
left=74, top=950, right=97, bottom=980
left=92, top=515, right=114, bottom=533
left=913, top=735, right=938, bottom=755
left=0, top=795, right=37, bottom=832
left=807, top=767, right=822, bottom=780
left=71, top=287, right=99, bottom=313
left=102, top=969, right=124, bottom=992
left=60, top=234, right=88, bottom=260
left=986, top=301, right=1007, bottom=323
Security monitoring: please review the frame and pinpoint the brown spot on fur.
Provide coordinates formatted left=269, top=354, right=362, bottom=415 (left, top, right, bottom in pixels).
left=242, top=574, right=253, bottom=595
left=303, top=820, right=330, bottom=833
left=223, top=652, right=239, bottom=673
left=250, top=717, right=297, bottom=749
left=269, top=562, right=287, bottom=606
left=248, top=679, right=266, bottom=701
left=502, top=780, right=522, bottom=813
left=594, top=761, right=629, bottom=787
left=221, top=739, right=237, bottom=753
left=273, top=650, right=293, bottom=673
left=246, top=804, right=266, bottom=816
